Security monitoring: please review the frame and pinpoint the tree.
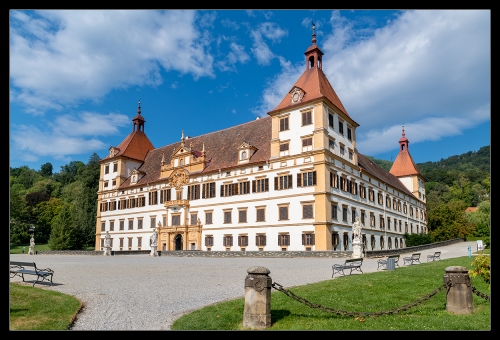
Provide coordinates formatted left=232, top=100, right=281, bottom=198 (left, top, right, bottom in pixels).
left=429, top=200, right=475, bottom=241
left=466, top=200, right=490, bottom=238
left=48, top=203, right=82, bottom=250
left=39, top=162, right=53, bottom=177
left=33, top=198, right=64, bottom=244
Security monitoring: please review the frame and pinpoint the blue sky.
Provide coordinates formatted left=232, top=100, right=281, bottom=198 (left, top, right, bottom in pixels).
left=10, top=10, right=491, bottom=173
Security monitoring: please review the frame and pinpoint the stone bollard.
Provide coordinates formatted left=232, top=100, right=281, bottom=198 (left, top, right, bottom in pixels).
left=443, top=266, right=474, bottom=314
left=243, top=266, right=272, bottom=329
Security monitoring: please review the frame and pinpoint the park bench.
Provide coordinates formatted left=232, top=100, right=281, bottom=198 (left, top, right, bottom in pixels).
left=427, top=251, right=441, bottom=262
left=332, top=258, right=363, bottom=277
left=377, top=254, right=400, bottom=270
left=403, top=253, right=421, bottom=266
left=10, top=261, right=54, bottom=287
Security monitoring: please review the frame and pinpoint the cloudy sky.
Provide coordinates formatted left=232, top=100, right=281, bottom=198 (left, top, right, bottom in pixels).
left=10, top=10, right=490, bottom=173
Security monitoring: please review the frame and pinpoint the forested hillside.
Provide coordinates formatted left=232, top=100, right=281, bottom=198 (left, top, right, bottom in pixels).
left=9, top=146, right=490, bottom=249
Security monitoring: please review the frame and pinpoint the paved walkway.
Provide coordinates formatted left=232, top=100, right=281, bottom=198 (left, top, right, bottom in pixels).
left=10, top=241, right=478, bottom=330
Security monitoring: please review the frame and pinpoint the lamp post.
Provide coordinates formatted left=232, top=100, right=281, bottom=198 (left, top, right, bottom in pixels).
left=28, top=224, right=35, bottom=255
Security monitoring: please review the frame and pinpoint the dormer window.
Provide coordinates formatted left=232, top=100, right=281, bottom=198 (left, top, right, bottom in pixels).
left=238, top=142, right=258, bottom=164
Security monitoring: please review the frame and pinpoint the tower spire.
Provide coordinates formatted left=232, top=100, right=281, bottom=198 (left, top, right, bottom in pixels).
left=305, top=21, right=323, bottom=70
left=132, top=99, right=146, bottom=132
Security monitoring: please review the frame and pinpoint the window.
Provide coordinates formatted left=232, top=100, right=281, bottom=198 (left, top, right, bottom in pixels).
left=190, top=213, right=198, bottom=225
left=128, top=237, right=132, bottom=250
left=160, top=189, right=171, bottom=203
left=119, top=199, right=126, bottom=210
left=279, top=205, right=289, bottom=220
left=110, top=221, right=114, bottom=231
left=302, top=233, right=315, bottom=246
left=238, top=235, right=248, bottom=247
left=410, top=207, right=414, bottom=217
left=101, top=222, right=105, bottom=232
left=330, top=172, right=339, bottom=188
left=162, top=215, right=166, bottom=228
left=138, top=219, right=143, bottom=229
left=302, top=203, right=313, bottom=219
left=342, top=206, right=348, bottom=222
left=297, top=171, right=317, bottom=187
left=329, top=138, right=335, bottom=150
left=150, top=217, right=156, bottom=229
left=278, top=234, right=290, bottom=247
left=302, top=137, right=312, bottom=152
left=256, top=207, right=266, bottom=222
left=105, top=165, right=109, bottom=174
left=172, top=215, right=181, bottom=226
left=128, top=219, right=133, bottom=230
left=361, top=211, right=365, bottom=225
left=340, top=144, right=345, bottom=155
left=241, top=151, right=247, bottom=160
left=221, top=183, right=236, bottom=197
left=331, top=204, right=338, bottom=219
left=100, top=202, right=108, bottom=212
left=349, top=150, right=353, bottom=160
left=404, top=203, right=408, bottom=214
left=301, top=111, right=312, bottom=126
left=119, top=220, right=124, bottom=231
left=127, top=197, right=136, bottom=209
left=256, top=234, right=267, bottom=247
left=386, top=196, right=391, bottom=208
left=205, top=235, right=214, bottom=247
left=351, top=209, right=356, bottom=223
left=370, top=213, right=375, bottom=227
left=187, top=184, right=200, bottom=200
left=279, top=117, right=289, bottom=131
left=387, top=217, right=391, bottom=230
left=397, top=201, right=401, bottom=211
left=378, top=192, right=383, bottom=204
left=137, top=196, right=146, bottom=207
left=238, top=181, right=250, bottom=195
left=137, top=237, right=142, bottom=249
left=279, top=142, right=289, bottom=156
left=360, top=185, right=366, bottom=199
left=328, top=112, right=334, bottom=128
left=339, top=121, right=344, bottom=135
left=253, top=178, right=269, bottom=193
left=379, top=215, right=385, bottom=229
left=399, top=220, right=402, bottom=232
left=119, top=238, right=124, bottom=250
left=275, top=174, right=293, bottom=190
left=104, top=182, right=109, bottom=189
left=109, top=200, right=117, bottom=211
left=347, top=128, right=352, bottom=141
left=238, top=210, right=247, bottom=223
left=113, top=163, right=118, bottom=172
left=205, top=211, right=213, bottom=225
left=224, top=211, right=232, bottom=224
left=112, top=179, right=116, bottom=187
left=223, top=235, right=233, bottom=247
left=202, top=182, right=216, bottom=198
left=369, top=189, right=375, bottom=202
left=149, top=191, right=158, bottom=205
left=393, top=198, right=397, bottom=210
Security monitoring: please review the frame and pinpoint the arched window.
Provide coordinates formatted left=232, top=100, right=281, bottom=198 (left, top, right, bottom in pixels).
left=241, top=151, right=247, bottom=160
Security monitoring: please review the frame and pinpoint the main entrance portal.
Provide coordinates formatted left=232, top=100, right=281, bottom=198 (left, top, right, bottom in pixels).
left=175, top=234, right=183, bottom=250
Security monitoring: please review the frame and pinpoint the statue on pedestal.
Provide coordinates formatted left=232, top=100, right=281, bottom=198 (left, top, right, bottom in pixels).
left=351, top=217, right=363, bottom=258
left=103, top=231, right=111, bottom=256
left=28, top=236, right=35, bottom=255
left=150, top=229, right=158, bottom=257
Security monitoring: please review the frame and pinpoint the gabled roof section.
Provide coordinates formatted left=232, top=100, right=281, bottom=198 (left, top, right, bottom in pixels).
left=357, top=152, right=415, bottom=198
left=268, top=67, right=351, bottom=117
left=120, top=117, right=272, bottom=187
left=103, top=130, right=155, bottom=163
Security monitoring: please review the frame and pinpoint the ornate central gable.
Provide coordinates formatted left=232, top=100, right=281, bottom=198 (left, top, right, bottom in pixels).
left=160, top=131, right=207, bottom=179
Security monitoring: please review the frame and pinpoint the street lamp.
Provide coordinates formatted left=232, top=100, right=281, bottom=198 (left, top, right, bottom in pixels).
left=29, top=224, right=35, bottom=238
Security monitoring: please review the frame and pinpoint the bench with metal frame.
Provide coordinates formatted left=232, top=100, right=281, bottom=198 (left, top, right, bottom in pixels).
left=403, top=253, right=421, bottom=266
left=427, top=251, right=441, bottom=262
left=10, top=261, right=54, bottom=287
left=332, top=258, right=363, bottom=277
left=377, top=254, right=400, bottom=270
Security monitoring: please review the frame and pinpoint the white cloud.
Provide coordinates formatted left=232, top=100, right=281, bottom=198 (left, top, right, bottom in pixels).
left=10, top=10, right=215, bottom=114
left=250, top=22, right=288, bottom=65
left=10, top=111, right=129, bottom=162
left=257, top=10, right=491, bottom=153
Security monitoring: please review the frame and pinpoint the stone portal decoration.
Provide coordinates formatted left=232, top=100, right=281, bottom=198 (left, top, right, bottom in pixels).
left=150, top=229, right=158, bottom=257
left=103, top=231, right=111, bottom=256
left=28, top=236, right=35, bottom=255
left=352, top=217, right=363, bottom=258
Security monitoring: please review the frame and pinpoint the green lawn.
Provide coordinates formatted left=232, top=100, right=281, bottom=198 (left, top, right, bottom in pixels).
left=10, top=244, right=95, bottom=254
left=10, top=283, right=82, bottom=330
left=172, top=256, right=490, bottom=330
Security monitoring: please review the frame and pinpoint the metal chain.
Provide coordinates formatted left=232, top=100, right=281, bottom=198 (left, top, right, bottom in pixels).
left=471, top=286, right=490, bottom=300
left=271, top=281, right=448, bottom=318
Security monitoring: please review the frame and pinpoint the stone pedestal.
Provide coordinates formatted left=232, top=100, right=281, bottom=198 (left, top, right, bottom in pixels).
left=103, top=246, right=111, bottom=256
left=150, top=245, right=158, bottom=257
left=243, top=266, right=272, bottom=329
left=28, top=245, right=35, bottom=255
left=352, top=240, right=364, bottom=258
left=443, top=266, right=474, bottom=314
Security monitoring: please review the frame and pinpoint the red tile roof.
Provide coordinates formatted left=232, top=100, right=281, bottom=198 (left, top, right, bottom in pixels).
left=102, top=130, right=155, bottom=163
left=465, top=207, right=478, bottom=213
left=268, top=66, right=352, bottom=120
left=389, top=150, right=424, bottom=179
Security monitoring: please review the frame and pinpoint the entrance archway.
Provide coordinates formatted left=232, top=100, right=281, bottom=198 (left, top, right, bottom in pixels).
left=175, top=234, right=183, bottom=250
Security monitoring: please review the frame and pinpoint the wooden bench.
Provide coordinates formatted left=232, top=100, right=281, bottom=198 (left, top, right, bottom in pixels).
left=377, top=254, right=400, bottom=270
left=332, top=258, right=363, bottom=277
left=403, top=253, right=421, bottom=266
left=10, top=261, right=54, bottom=287
left=427, top=251, right=441, bottom=262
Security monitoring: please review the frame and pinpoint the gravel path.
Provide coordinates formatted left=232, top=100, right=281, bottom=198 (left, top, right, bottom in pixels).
left=9, top=241, right=477, bottom=330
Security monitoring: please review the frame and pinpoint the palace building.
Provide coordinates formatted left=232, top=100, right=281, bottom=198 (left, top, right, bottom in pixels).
left=95, top=29, right=427, bottom=253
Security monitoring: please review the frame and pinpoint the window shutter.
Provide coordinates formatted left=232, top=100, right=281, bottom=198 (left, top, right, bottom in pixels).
left=252, top=180, right=256, bottom=193
left=265, top=179, right=269, bottom=191
left=302, top=234, right=305, bottom=245
left=312, top=234, right=315, bottom=245
left=278, top=235, right=282, bottom=246
left=233, top=183, right=238, bottom=195
left=187, top=186, right=191, bottom=199
left=220, top=185, right=224, bottom=197
left=312, top=171, right=317, bottom=185
left=288, top=175, right=293, bottom=188
left=297, top=173, right=301, bottom=187
left=263, top=235, right=267, bottom=246
left=274, top=177, right=278, bottom=190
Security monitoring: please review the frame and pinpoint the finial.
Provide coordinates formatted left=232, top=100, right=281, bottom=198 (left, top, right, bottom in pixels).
left=402, top=125, right=406, bottom=137
left=137, top=99, right=141, bottom=115
left=312, top=21, right=317, bottom=45
left=161, top=152, right=165, bottom=165
left=202, top=142, right=205, bottom=153
left=181, top=130, right=185, bottom=141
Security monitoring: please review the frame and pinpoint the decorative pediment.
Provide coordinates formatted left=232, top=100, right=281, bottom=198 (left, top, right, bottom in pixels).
left=289, top=86, right=305, bottom=104
left=129, top=168, right=145, bottom=184
left=168, top=169, right=189, bottom=189
left=109, top=146, right=120, bottom=157
left=238, top=142, right=258, bottom=164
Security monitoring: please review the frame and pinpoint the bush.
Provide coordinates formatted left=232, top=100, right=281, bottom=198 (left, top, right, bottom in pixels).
left=469, top=254, right=490, bottom=290
left=404, top=232, right=434, bottom=247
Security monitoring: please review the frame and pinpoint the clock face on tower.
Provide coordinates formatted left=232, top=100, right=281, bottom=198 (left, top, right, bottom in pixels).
left=291, top=89, right=303, bottom=103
